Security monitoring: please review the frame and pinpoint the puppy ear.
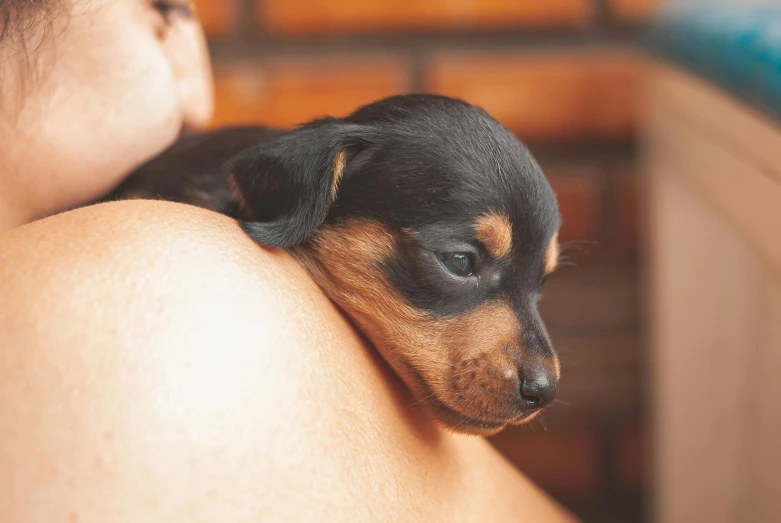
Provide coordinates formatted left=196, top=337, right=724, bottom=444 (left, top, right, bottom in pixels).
left=226, top=118, right=372, bottom=247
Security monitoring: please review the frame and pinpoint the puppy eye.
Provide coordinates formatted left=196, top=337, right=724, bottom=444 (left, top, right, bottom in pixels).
left=439, top=253, right=475, bottom=277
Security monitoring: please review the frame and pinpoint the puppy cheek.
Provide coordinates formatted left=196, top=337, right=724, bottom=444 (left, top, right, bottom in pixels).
left=433, top=302, right=522, bottom=418
left=442, top=350, right=521, bottom=421
left=292, top=223, right=530, bottom=427
left=289, top=219, right=438, bottom=360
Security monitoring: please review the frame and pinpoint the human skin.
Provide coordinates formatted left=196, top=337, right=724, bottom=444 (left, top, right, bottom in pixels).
left=0, top=200, right=577, bottom=522
left=0, top=0, right=213, bottom=229
left=0, top=1, right=577, bottom=521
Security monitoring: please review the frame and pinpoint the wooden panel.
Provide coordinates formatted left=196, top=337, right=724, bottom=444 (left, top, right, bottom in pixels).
left=211, top=58, right=409, bottom=128
left=556, top=365, right=641, bottom=414
left=648, top=168, right=761, bottom=523
left=539, top=267, right=638, bottom=333
left=193, top=0, right=236, bottom=37
left=491, top=427, right=601, bottom=497
left=646, top=67, right=781, bottom=271
left=548, top=169, right=601, bottom=244
left=610, top=0, right=659, bottom=21
left=751, top=275, right=781, bottom=521
left=548, top=334, right=643, bottom=416
left=425, top=52, right=640, bottom=141
left=618, top=419, right=645, bottom=491
left=259, top=0, right=591, bottom=35
left=556, top=333, right=642, bottom=371
left=649, top=63, right=781, bottom=186
left=611, top=173, right=640, bottom=259
left=645, top=61, right=781, bottom=523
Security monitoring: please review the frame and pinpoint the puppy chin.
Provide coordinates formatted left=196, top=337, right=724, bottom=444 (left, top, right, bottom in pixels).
left=426, top=397, right=508, bottom=436
left=511, top=410, right=542, bottom=426
left=384, top=357, right=515, bottom=436
left=422, top=384, right=543, bottom=436
left=435, top=410, right=539, bottom=437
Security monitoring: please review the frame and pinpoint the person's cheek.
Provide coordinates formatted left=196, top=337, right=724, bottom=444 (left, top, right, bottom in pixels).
left=162, top=20, right=214, bottom=132
left=24, top=27, right=184, bottom=211
left=95, top=40, right=184, bottom=172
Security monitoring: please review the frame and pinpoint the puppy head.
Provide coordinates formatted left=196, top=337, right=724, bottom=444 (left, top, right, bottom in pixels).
left=229, top=94, right=561, bottom=435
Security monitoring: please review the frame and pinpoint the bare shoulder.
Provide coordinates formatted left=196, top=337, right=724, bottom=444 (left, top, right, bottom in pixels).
left=0, top=199, right=287, bottom=284
left=0, top=200, right=575, bottom=522
left=0, top=199, right=316, bottom=358
left=0, top=199, right=318, bottom=340
left=0, top=199, right=344, bottom=433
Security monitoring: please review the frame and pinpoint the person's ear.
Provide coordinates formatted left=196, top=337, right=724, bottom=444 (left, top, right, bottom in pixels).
left=225, top=118, right=374, bottom=247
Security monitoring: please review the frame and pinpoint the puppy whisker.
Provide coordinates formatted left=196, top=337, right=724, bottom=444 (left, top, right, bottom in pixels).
left=450, top=414, right=472, bottom=433
left=560, top=239, right=598, bottom=248
left=407, top=391, right=438, bottom=409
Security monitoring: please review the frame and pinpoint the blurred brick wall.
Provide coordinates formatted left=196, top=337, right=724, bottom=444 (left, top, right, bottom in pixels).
left=194, top=0, right=656, bottom=520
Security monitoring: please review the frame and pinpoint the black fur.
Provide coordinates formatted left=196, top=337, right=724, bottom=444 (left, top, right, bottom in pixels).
left=106, top=94, right=562, bottom=426
left=105, top=125, right=284, bottom=216
left=335, top=95, right=560, bottom=320
left=227, top=119, right=380, bottom=246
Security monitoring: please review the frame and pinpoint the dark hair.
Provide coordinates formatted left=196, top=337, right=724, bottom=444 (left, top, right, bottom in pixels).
left=1, top=0, right=61, bottom=45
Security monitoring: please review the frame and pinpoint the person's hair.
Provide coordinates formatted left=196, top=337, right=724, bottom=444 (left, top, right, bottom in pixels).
left=1, top=1, right=66, bottom=112
left=1, top=0, right=61, bottom=45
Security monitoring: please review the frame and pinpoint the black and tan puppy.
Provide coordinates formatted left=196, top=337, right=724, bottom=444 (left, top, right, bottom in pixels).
left=108, top=94, right=562, bottom=436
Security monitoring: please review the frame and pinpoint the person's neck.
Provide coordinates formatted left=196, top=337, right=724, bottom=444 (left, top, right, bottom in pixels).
left=0, top=184, right=26, bottom=234
left=0, top=113, right=31, bottom=233
left=0, top=159, right=39, bottom=234
left=0, top=120, right=44, bottom=233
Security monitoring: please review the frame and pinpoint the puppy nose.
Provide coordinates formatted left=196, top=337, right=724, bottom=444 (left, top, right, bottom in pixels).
left=519, top=369, right=557, bottom=411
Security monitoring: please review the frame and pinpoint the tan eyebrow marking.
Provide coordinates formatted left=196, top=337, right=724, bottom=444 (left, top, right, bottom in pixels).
left=474, top=212, right=513, bottom=259
left=330, top=151, right=346, bottom=202
left=544, top=232, right=560, bottom=275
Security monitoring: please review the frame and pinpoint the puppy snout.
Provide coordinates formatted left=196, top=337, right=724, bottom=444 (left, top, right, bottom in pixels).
left=518, top=366, right=557, bottom=411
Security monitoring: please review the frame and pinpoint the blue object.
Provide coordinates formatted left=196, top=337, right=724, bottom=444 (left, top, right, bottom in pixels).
left=646, top=2, right=781, bottom=120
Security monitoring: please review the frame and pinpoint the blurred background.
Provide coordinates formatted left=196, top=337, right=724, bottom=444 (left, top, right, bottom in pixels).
left=190, top=1, right=781, bottom=522
left=192, top=0, right=650, bottom=521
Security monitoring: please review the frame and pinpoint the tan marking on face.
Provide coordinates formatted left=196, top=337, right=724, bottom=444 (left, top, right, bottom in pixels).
left=291, top=218, right=557, bottom=434
left=544, top=232, right=560, bottom=276
left=329, top=151, right=346, bottom=202
left=474, top=212, right=513, bottom=259
left=227, top=172, right=250, bottom=216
